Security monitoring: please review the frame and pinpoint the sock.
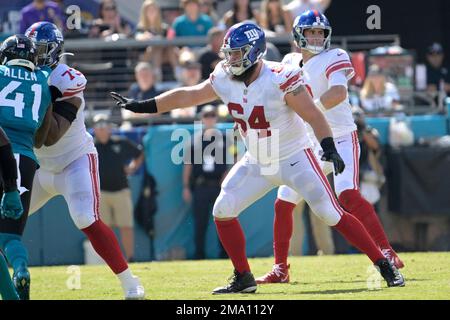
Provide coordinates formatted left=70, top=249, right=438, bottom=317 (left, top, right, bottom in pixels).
left=81, top=220, right=128, bottom=274
left=339, top=189, right=392, bottom=249
left=215, top=218, right=250, bottom=274
left=117, top=268, right=138, bottom=291
left=0, top=233, right=28, bottom=273
left=273, top=199, right=295, bottom=265
left=0, top=253, right=19, bottom=300
left=333, top=213, right=385, bottom=263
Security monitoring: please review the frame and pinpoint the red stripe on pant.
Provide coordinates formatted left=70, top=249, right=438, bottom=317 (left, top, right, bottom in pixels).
left=91, top=154, right=101, bottom=220
left=351, top=131, right=360, bottom=190
left=88, top=154, right=100, bottom=220
left=304, top=148, right=344, bottom=217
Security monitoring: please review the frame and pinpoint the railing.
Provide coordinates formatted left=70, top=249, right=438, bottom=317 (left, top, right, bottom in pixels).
left=62, top=34, right=402, bottom=121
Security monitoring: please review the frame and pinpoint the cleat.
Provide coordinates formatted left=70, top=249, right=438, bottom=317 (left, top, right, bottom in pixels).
left=212, top=270, right=257, bottom=294
left=124, top=276, right=145, bottom=300
left=13, top=267, right=30, bottom=300
left=375, top=259, right=405, bottom=287
left=381, top=248, right=404, bottom=269
left=256, top=263, right=290, bottom=284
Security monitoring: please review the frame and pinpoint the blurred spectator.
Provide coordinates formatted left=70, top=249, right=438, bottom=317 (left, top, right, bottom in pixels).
left=223, top=0, right=258, bottom=29
left=182, top=105, right=228, bottom=259
left=425, top=43, right=450, bottom=102
left=135, top=0, right=178, bottom=81
left=199, top=0, right=221, bottom=26
left=94, top=114, right=145, bottom=262
left=122, top=62, right=161, bottom=123
left=353, top=107, right=385, bottom=211
left=20, top=0, right=65, bottom=33
left=197, top=27, right=225, bottom=80
left=283, top=0, right=331, bottom=31
left=128, top=62, right=161, bottom=101
left=169, top=0, right=213, bottom=38
left=89, top=0, right=132, bottom=40
left=171, top=50, right=202, bottom=118
left=259, top=0, right=290, bottom=35
left=360, top=65, right=400, bottom=113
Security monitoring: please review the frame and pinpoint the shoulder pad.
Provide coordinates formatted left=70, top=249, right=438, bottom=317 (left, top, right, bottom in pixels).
left=49, top=63, right=87, bottom=97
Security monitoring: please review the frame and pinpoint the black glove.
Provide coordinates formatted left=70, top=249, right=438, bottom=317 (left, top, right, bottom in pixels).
left=320, top=137, right=345, bottom=175
left=110, top=92, right=158, bottom=113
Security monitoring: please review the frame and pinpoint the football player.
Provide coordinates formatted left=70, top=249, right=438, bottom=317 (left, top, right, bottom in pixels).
left=0, top=34, right=54, bottom=300
left=25, top=22, right=145, bottom=300
left=256, top=10, right=404, bottom=284
left=111, top=22, right=404, bottom=293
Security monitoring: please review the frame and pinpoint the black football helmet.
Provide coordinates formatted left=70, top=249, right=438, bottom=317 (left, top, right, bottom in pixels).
left=0, top=34, right=37, bottom=70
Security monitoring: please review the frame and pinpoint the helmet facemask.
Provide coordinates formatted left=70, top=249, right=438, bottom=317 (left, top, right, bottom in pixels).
left=35, top=40, right=61, bottom=67
left=294, top=26, right=332, bottom=54
left=222, top=44, right=254, bottom=76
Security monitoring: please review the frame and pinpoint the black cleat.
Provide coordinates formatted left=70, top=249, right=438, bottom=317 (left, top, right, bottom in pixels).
left=13, top=267, right=30, bottom=300
left=375, top=259, right=405, bottom=287
left=212, top=270, right=257, bottom=294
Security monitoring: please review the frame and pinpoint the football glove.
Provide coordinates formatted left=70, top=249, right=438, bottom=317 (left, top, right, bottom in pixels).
left=320, top=137, right=345, bottom=175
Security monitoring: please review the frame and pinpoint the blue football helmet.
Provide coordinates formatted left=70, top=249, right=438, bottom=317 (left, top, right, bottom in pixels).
left=221, top=21, right=266, bottom=76
left=292, top=10, right=332, bottom=54
left=25, top=21, right=65, bottom=67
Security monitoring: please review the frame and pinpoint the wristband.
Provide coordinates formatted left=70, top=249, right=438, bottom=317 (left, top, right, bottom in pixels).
left=135, top=98, right=158, bottom=114
left=54, top=100, right=78, bottom=123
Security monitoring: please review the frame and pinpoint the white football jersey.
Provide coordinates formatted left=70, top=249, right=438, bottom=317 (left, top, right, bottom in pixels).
left=283, top=48, right=357, bottom=139
left=210, top=60, right=312, bottom=163
left=34, top=63, right=97, bottom=173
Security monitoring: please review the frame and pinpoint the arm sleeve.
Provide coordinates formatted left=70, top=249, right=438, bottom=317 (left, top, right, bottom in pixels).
left=325, top=49, right=355, bottom=80
left=328, top=70, right=350, bottom=88
left=49, top=64, right=87, bottom=100
left=273, top=63, right=305, bottom=98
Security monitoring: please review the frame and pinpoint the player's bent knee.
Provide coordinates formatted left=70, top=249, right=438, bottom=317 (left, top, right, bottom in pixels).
left=277, top=186, right=303, bottom=204
left=308, top=203, right=342, bottom=226
left=67, top=192, right=97, bottom=229
left=212, top=192, right=238, bottom=219
left=292, top=171, right=326, bottom=204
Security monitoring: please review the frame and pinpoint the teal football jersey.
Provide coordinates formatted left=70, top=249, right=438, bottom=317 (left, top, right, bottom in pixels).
left=0, top=64, right=52, bottom=163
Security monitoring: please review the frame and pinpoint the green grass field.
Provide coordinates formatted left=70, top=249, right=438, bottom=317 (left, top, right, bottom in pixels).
left=27, top=252, right=450, bottom=300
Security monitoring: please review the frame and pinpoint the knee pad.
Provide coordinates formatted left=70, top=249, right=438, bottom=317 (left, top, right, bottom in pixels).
left=212, top=192, right=237, bottom=219
left=310, top=202, right=342, bottom=226
left=292, top=171, right=326, bottom=204
left=277, top=186, right=303, bottom=205
left=67, top=191, right=97, bottom=230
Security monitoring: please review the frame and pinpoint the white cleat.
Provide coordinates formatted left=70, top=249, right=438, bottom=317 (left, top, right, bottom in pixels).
left=124, top=276, right=146, bottom=300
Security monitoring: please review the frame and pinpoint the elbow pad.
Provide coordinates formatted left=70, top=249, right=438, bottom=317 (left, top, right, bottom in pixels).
left=54, top=100, right=78, bottom=123
left=50, top=85, right=63, bottom=101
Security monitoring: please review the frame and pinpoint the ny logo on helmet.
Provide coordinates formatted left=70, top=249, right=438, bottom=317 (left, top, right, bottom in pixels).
left=244, top=29, right=259, bottom=42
